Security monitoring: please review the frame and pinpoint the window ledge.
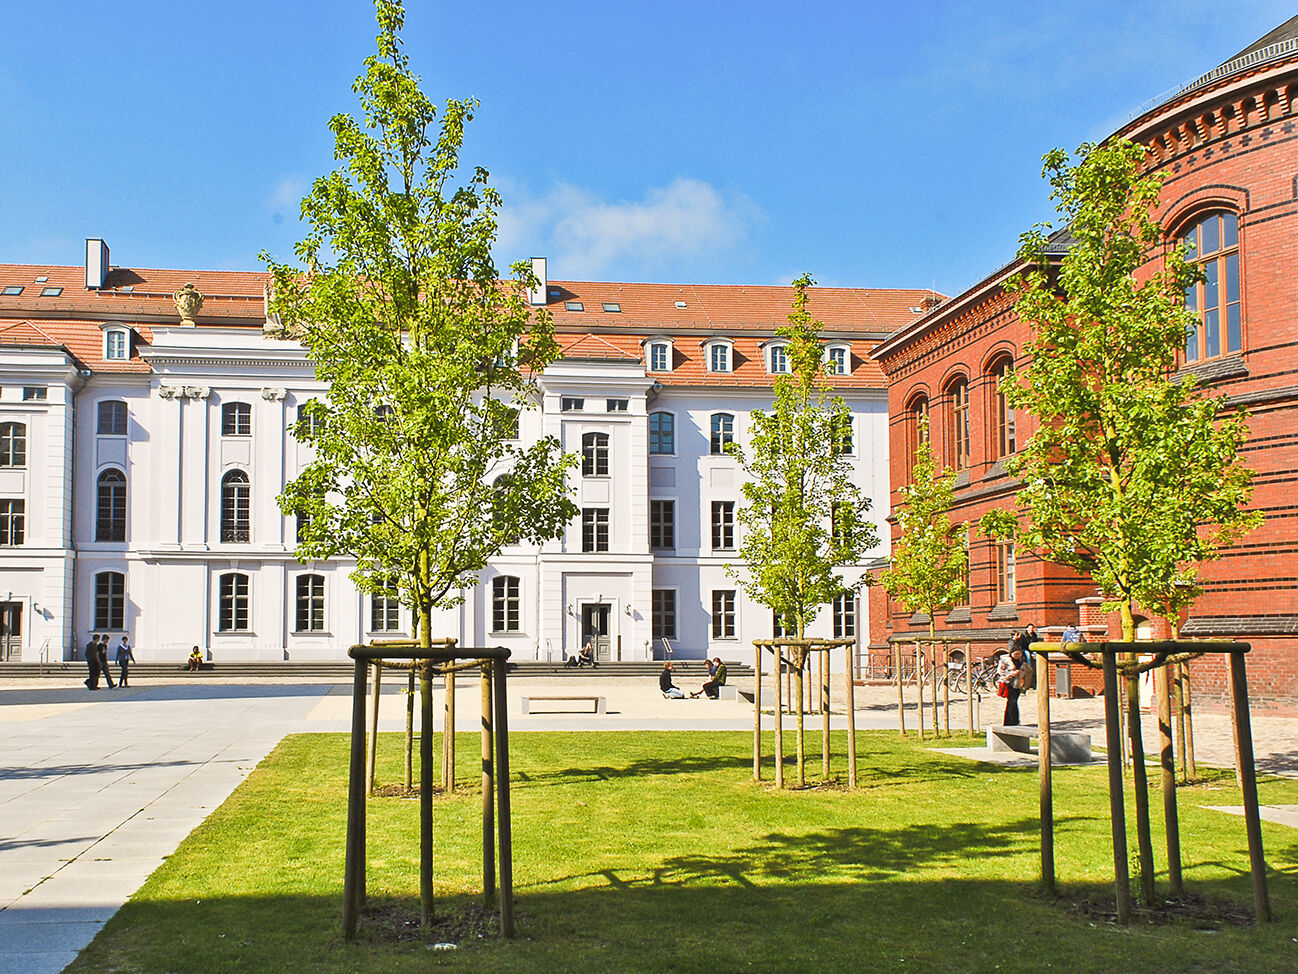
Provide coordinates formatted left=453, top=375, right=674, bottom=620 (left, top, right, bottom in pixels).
left=987, top=603, right=1019, bottom=621
left=953, top=470, right=971, bottom=488
left=1176, top=354, right=1247, bottom=384
left=908, top=611, right=931, bottom=626
left=945, top=607, right=972, bottom=623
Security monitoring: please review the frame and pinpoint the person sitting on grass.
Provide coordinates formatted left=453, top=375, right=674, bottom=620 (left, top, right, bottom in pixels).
left=660, top=661, right=684, bottom=699
left=187, top=646, right=203, bottom=672
left=692, top=657, right=727, bottom=698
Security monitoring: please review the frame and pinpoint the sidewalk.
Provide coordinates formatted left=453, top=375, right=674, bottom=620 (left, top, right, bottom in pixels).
left=2, top=674, right=1296, bottom=972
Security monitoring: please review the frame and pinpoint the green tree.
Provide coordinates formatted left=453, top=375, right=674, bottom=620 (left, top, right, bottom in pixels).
left=262, top=0, right=576, bottom=925
left=730, top=274, right=879, bottom=786
left=980, top=139, right=1259, bottom=642
left=980, top=138, right=1261, bottom=909
left=881, top=416, right=969, bottom=651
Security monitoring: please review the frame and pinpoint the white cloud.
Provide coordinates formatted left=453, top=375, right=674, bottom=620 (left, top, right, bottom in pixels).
left=266, top=175, right=309, bottom=214
left=495, top=177, right=762, bottom=279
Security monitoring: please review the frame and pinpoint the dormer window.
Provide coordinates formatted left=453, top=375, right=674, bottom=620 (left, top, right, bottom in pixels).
left=646, top=339, right=673, bottom=373
left=105, top=329, right=129, bottom=361
left=768, top=343, right=789, bottom=374
left=704, top=340, right=733, bottom=373
left=826, top=344, right=850, bottom=376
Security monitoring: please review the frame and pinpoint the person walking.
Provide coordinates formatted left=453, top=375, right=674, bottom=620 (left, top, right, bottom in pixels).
left=84, top=633, right=101, bottom=690
left=115, top=636, right=135, bottom=687
left=97, top=637, right=115, bottom=688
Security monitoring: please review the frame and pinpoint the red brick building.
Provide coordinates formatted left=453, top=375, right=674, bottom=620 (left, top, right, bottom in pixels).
left=870, top=17, right=1298, bottom=705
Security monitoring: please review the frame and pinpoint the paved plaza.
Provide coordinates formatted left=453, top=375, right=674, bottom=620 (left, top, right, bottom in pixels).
left=2, top=673, right=1297, bottom=972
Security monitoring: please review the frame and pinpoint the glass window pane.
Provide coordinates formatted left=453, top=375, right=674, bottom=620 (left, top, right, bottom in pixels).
left=1185, top=323, right=1199, bottom=363
left=1201, top=214, right=1219, bottom=255
left=1227, top=302, right=1241, bottom=354
left=1222, top=212, right=1238, bottom=249
left=1225, top=252, right=1239, bottom=304
left=1203, top=260, right=1218, bottom=307
left=1204, top=309, right=1220, bottom=359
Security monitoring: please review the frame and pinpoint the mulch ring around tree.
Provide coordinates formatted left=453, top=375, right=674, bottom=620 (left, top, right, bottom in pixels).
left=357, top=901, right=509, bottom=946
left=1062, top=891, right=1256, bottom=929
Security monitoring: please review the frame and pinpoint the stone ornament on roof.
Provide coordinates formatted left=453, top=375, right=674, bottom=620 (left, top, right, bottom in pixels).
left=173, top=283, right=204, bottom=326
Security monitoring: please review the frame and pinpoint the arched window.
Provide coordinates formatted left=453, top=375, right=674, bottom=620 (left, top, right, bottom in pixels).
left=96, top=468, right=127, bottom=541
left=218, top=572, right=250, bottom=632
left=946, top=378, right=970, bottom=471
left=705, top=340, right=732, bottom=373
left=648, top=411, right=675, bottom=455
left=989, top=357, right=1016, bottom=460
left=581, top=432, right=609, bottom=477
left=0, top=422, right=26, bottom=468
left=97, top=401, right=127, bottom=436
left=221, top=402, right=251, bottom=436
left=767, top=342, right=789, bottom=374
left=1181, top=210, right=1241, bottom=362
left=710, top=413, right=734, bottom=455
left=492, top=575, right=521, bottom=633
left=94, top=571, right=125, bottom=630
left=220, top=470, right=251, bottom=542
left=647, top=340, right=672, bottom=372
left=295, top=574, right=326, bottom=632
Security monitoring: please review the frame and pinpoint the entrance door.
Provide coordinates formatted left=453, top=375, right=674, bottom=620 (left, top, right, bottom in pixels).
left=0, top=602, right=20, bottom=661
left=581, top=604, right=612, bottom=662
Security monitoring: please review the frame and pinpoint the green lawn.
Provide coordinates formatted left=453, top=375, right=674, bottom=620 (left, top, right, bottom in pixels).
left=69, top=731, right=1298, bottom=973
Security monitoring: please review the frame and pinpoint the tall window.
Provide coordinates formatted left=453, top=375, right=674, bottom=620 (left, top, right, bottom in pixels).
left=831, top=412, right=853, bottom=455
left=827, top=345, right=849, bottom=375
left=295, top=574, right=326, bottom=632
left=947, top=378, right=970, bottom=471
left=773, top=610, right=794, bottom=638
left=295, top=404, right=321, bottom=438
left=991, top=358, right=1016, bottom=459
left=370, top=578, right=400, bottom=632
left=833, top=593, right=856, bottom=640
left=652, top=589, right=677, bottom=641
left=711, top=501, right=735, bottom=550
left=648, top=341, right=671, bottom=372
left=582, top=508, right=609, bottom=553
left=708, top=343, right=731, bottom=373
left=221, top=402, right=251, bottom=436
left=905, top=395, right=929, bottom=478
left=710, top=413, right=734, bottom=455
left=0, top=499, right=24, bottom=545
left=105, top=329, right=128, bottom=360
left=0, top=422, right=26, bottom=468
left=769, top=344, right=789, bottom=373
left=648, top=411, right=675, bottom=454
left=96, top=468, right=127, bottom=541
left=218, top=573, right=250, bottom=632
left=649, top=499, right=675, bottom=550
left=220, top=470, right=251, bottom=542
left=995, top=540, right=1017, bottom=604
left=711, top=590, right=736, bottom=638
left=492, top=576, right=521, bottom=633
left=94, top=571, right=125, bottom=630
left=581, top=432, right=609, bottom=477
left=97, top=401, right=128, bottom=435
left=830, top=501, right=852, bottom=547
left=1181, top=211, right=1241, bottom=362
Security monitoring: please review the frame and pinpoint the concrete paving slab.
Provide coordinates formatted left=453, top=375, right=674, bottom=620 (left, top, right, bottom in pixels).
left=1201, top=804, right=1298, bottom=828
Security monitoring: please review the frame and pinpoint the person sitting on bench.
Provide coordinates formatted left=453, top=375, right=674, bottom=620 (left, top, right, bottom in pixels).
left=693, top=658, right=727, bottom=698
left=660, top=661, right=684, bottom=698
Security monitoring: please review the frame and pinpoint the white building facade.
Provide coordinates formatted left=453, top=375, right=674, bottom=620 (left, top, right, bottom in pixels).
left=0, top=242, right=935, bottom=665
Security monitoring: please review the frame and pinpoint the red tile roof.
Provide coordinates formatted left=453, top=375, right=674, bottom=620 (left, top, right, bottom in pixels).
left=0, top=261, right=939, bottom=386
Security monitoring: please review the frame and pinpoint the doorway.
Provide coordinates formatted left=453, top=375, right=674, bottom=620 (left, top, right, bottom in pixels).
left=0, top=602, right=21, bottom=661
left=581, top=603, right=612, bottom=662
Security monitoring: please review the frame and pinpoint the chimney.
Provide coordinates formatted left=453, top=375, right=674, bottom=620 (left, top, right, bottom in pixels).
left=527, top=257, right=547, bottom=306
left=85, top=238, right=110, bottom=289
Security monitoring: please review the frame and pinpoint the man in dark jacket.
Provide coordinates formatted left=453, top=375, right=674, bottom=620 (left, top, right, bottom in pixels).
left=97, top=637, right=115, bottom=688
left=84, top=634, right=101, bottom=690
left=660, top=661, right=684, bottom=698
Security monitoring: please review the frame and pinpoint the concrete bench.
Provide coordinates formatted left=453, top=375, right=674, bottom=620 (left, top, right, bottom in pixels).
left=987, top=725, right=1092, bottom=763
left=521, top=695, right=606, bottom=715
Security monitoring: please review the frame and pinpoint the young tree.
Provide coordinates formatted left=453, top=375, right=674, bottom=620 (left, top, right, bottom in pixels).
left=981, top=138, right=1261, bottom=907
left=881, top=416, right=969, bottom=661
left=731, top=274, right=879, bottom=786
left=262, top=0, right=576, bottom=924
left=981, top=139, right=1260, bottom=641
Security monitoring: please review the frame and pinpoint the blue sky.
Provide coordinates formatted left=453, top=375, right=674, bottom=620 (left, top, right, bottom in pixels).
left=1, top=1, right=1293, bottom=296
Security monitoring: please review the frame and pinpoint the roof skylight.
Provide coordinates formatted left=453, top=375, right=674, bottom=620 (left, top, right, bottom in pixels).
left=40, top=286, right=63, bottom=297
left=602, top=302, right=621, bottom=312
left=35, top=276, right=48, bottom=283
left=674, top=301, right=687, bottom=308
left=565, top=301, right=584, bottom=311
left=2, top=285, right=23, bottom=296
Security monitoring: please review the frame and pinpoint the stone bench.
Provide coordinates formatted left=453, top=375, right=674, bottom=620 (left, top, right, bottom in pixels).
left=987, top=725, right=1092, bottom=763
left=520, top=695, right=606, bottom=715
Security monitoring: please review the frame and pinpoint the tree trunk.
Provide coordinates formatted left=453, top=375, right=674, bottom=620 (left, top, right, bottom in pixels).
left=418, top=582, right=435, bottom=927
left=1126, top=664, right=1156, bottom=906
left=405, top=668, right=415, bottom=791
left=794, top=657, right=806, bottom=788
